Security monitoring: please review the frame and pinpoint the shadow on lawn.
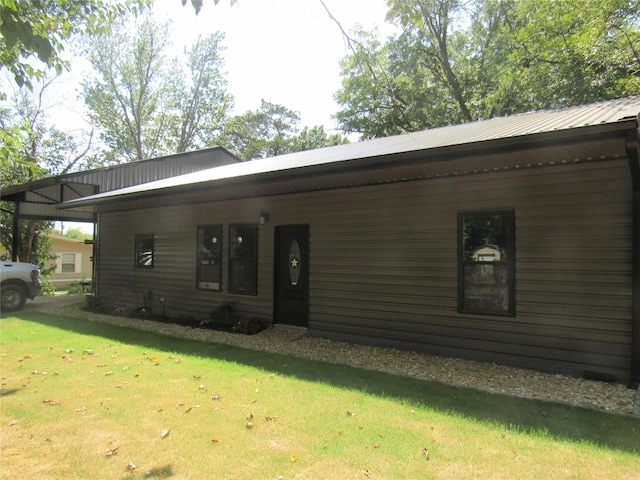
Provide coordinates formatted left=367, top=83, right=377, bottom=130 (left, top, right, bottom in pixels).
left=10, top=311, right=640, bottom=454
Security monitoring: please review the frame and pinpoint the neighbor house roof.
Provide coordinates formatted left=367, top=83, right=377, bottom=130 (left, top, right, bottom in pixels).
left=59, top=96, right=640, bottom=210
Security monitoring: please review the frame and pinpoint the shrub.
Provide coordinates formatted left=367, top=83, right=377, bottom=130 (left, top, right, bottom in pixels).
left=209, top=303, right=234, bottom=328
left=232, top=317, right=269, bottom=335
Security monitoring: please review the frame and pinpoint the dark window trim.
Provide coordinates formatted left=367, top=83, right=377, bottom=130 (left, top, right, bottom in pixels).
left=134, top=233, right=154, bottom=269
left=457, top=210, right=515, bottom=316
left=196, top=224, right=223, bottom=291
left=228, top=223, right=258, bottom=295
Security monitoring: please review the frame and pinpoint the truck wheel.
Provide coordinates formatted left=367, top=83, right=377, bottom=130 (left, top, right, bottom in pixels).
left=1, top=284, right=27, bottom=312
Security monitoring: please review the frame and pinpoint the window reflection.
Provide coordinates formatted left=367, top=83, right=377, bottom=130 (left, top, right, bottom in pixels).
left=459, top=212, right=514, bottom=315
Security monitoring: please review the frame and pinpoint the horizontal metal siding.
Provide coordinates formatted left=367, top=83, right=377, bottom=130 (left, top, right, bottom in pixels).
left=306, top=159, right=633, bottom=380
left=95, top=157, right=633, bottom=381
left=69, top=149, right=235, bottom=192
left=97, top=199, right=274, bottom=321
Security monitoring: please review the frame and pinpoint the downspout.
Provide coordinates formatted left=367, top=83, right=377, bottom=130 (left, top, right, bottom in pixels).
left=627, top=127, right=640, bottom=388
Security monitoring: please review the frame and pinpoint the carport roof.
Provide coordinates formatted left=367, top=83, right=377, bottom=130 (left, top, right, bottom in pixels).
left=59, top=96, right=640, bottom=210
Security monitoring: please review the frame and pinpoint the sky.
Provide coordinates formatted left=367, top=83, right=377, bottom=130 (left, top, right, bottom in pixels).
left=153, top=0, right=395, bottom=132
left=56, top=0, right=396, bottom=233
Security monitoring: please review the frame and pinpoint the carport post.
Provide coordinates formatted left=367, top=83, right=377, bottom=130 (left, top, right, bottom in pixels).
left=11, top=206, right=20, bottom=262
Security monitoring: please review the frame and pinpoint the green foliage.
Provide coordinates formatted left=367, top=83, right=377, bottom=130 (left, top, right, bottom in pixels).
left=66, top=281, right=88, bottom=295
left=0, top=0, right=151, bottom=89
left=82, top=15, right=174, bottom=162
left=222, top=100, right=301, bottom=160
left=290, top=126, right=350, bottom=153
left=40, top=278, right=57, bottom=296
left=336, top=0, right=640, bottom=138
left=82, top=16, right=232, bottom=162
left=223, top=102, right=349, bottom=160
left=209, top=302, right=234, bottom=328
left=0, top=79, right=88, bottom=267
left=183, top=0, right=237, bottom=15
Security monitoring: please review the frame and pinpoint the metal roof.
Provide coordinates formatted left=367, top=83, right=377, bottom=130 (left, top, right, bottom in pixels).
left=1, top=147, right=239, bottom=221
left=60, top=96, right=640, bottom=209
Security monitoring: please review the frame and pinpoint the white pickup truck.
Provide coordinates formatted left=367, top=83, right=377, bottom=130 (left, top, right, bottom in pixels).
left=0, top=262, right=42, bottom=312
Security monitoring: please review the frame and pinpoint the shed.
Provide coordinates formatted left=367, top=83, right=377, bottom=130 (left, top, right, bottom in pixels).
left=22, top=98, right=640, bottom=384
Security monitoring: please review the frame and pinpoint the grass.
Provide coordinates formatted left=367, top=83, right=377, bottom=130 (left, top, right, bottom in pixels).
left=1, top=311, right=639, bottom=480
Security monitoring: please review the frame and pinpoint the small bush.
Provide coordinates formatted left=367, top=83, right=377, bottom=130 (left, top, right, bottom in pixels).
left=40, top=279, right=57, bottom=296
left=209, top=303, right=234, bottom=328
left=84, top=293, right=116, bottom=314
left=232, top=317, right=269, bottom=335
left=66, top=282, right=86, bottom=295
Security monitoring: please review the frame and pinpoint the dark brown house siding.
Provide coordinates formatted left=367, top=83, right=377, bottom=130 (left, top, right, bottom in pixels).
left=95, top=156, right=633, bottom=382
left=308, top=159, right=632, bottom=380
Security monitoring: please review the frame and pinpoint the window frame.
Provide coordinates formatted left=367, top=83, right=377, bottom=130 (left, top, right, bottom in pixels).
left=228, top=223, right=258, bottom=295
left=58, top=252, right=79, bottom=274
left=457, top=210, right=515, bottom=316
left=134, top=233, right=155, bottom=269
left=196, top=224, right=223, bottom=291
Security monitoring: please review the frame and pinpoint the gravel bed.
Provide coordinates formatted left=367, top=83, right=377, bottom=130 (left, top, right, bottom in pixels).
left=35, top=299, right=636, bottom=416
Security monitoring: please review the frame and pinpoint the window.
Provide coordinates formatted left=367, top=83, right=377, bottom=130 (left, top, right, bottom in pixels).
left=229, top=224, right=258, bottom=295
left=135, top=234, right=154, bottom=268
left=197, top=225, right=222, bottom=290
left=458, top=211, right=515, bottom=315
left=58, top=252, right=79, bottom=273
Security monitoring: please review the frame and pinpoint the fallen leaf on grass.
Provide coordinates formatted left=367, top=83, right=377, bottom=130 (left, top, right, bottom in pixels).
left=42, top=399, right=62, bottom=405
left=103, top=371, right=114, bottom=376
left=105, top=447, right=119, bottom=457
left=161, top=429, right=170, bottom=439
left=211, top=438, right=220, bottom=444
left=83, top=350, right=96, bottom=356
left=290, top=454, right=299, bottom=463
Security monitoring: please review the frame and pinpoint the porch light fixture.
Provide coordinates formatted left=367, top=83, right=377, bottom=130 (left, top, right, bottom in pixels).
left=259, top=210, right=270, bottom=225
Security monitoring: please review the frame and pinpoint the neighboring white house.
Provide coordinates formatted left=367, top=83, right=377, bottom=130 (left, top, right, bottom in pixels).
left=46, top=236, right=94, bottom=290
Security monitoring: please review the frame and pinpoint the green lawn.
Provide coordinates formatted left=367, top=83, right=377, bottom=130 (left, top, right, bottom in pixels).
left=1, top=311, right=639, bottom=479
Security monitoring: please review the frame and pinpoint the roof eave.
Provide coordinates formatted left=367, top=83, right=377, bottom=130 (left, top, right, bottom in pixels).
left=57, top=118, right=638, bottom=211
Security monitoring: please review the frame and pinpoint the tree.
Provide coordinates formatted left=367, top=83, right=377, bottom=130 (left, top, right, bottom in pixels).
left=489, top=0, right=640, bottom=113
left=82, top=16, right=232, bottom=163
left=165, top=33, right=233, bottom=153
left=222, top=100, right=301, bottom=160
left=0, top=79, right=74, bottom=266
left=290, top=125, right=350, bottom=153
left=82, top=16, right=173, bottom=163
left=182, top=0, right=237, bottom=15
left=335, top=0, right=640, bottom=138
left=0, top=0, right=149, bottom=89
